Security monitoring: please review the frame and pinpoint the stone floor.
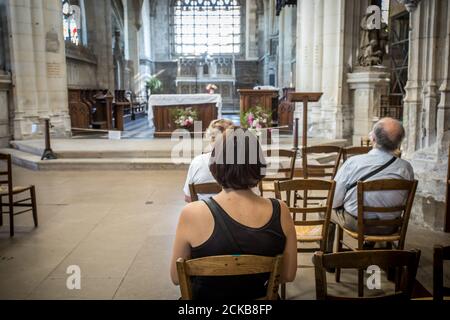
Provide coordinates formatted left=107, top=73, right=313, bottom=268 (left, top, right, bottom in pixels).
left=0, top=167, right=449, bottom=300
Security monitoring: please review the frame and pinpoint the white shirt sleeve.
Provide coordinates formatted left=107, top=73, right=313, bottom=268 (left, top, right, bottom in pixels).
left=183, top=162, right=196, bottom=197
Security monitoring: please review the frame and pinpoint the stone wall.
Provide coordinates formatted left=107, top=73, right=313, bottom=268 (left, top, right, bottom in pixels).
left=0, top=73, right=11, bottom=147
left=154, top=61, right=177, bottom=94
left=278, top=5, right=296, bottom=89
left=402, top=0, right=450, bottom=231
left=0, top=0, right=11, bottom=147
left=295, top=0, right=367, bottom=141
left=6, top=0, right=71, bottom=140
left=235, top=60, right=259, bottom=90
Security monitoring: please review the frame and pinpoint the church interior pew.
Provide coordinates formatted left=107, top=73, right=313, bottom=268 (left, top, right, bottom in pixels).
left=69, top=89, right=149, bottom=133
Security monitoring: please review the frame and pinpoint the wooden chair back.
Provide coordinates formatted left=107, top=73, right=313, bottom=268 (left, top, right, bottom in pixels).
left=314, top=250, right=421, bottom=300
left=342, top=146, right=372, bottom=162
left=0, top=153, right=13, bottom=193
left=259, top=149, right=297, bottom=196
left=265, top=149, right=297, bottom=179
left=189, top=182, right=222, bottom=202
left=301, top=145, right=342, bottom=179
left=361, top=137, right=372, bottom=147
left=433, top=245, right=450, bottom=301
left=176, top=255, right=283, bottom=300
left=275, top=179, right=336, bottom=252
left=356, top=179, right=418, bottom=249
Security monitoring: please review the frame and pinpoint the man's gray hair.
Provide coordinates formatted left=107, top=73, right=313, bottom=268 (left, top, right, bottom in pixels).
left=373, top=119, right=405, bottom=151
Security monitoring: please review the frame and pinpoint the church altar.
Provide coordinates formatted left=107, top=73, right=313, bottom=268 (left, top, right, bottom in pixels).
left=148, top=94, right=222, bottom=137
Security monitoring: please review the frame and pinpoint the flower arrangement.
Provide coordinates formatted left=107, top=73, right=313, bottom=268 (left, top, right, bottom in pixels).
left=241, top=106, right=272, bottom=130
left=171, top=107, right=198, bottom=129
left=206, top=84, right=218, bottom=93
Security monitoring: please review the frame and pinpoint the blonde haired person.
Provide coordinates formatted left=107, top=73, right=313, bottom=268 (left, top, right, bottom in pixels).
left=183, top=119, right=235, bottom=203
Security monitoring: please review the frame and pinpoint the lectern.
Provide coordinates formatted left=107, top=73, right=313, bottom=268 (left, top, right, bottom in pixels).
left=288, top=92, right=323, bottom=150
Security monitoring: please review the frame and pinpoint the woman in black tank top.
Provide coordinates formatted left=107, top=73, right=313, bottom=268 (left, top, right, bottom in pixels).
left=170, top=128, right=298, bottom=300
left=190, top=198, right=286, bottom=300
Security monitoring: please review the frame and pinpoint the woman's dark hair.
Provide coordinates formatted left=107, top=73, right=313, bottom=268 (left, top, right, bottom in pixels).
left=209, top=128, right=267, bottom=190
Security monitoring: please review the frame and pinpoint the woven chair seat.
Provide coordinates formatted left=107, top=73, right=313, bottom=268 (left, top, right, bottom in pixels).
left=0, top=185, right=31, bottom=196
left=296, top=225, right=323, bottom=242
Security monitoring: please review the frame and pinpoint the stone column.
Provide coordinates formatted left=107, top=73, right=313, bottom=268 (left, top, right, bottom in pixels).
left=295, top=0, right=362, bottom=140
left=0, top=73, right=11, bottom=146
left=277, top=7, right=295, bottom=88
left=7, top=0, right=70, bottom=139
left=138, top=0, right=152, bottom=96
left=347, top=66, right=390, bottom=146
left=296, top=0, right=314, bottom=92
left=401, top=0, right=450, bottom=231
left=294, top=0, right=314, bottom=138
left=246, top=0, right=258, bottom=60
left=436, top=2, right=450, bottom=152
left=310, top=0, right=323, bottom=133
left=95, top=0, right=115, bottom=91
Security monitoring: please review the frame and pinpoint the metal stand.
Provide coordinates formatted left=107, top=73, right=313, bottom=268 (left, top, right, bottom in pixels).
left=41, top=119, right=57, bottom=160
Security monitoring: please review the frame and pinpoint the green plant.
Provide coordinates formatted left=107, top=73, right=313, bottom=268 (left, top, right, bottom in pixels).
left=240, top=106, right=272, bottom=129
left=146, top=76, right=163, bottom=94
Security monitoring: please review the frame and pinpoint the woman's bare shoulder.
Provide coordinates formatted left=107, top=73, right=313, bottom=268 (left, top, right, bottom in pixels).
left=180, top=201, right=211, bottom=223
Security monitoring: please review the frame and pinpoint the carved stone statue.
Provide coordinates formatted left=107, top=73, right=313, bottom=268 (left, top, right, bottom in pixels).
left=358, top=13, right=389, bottom=67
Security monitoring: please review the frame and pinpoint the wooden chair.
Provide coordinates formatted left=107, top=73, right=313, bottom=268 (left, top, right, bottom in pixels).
left=275, top=179, right=336, bottom=299
left=176, top=255, right=283, bottom=300
left=314, top=250, right=421, bottom=300
left=301, top=145, right=342, bottom=180
left=259, top=149, right=297, bottom=197
left=189, top=182, right=222, bottom=202
left=0, top=153, right=38, bottom=237
left=294, top=145, right=341, bottom=208
left=342, top=146, right=372, bottom=162
left=335, top=179, right=418, bottom=297
left=434, top=245, right=450, bottom=301
left=361, top=137, right=372, bottom=147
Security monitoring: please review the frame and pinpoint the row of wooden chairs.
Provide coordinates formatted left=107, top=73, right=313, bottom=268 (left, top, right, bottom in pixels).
left=177, top=244, right=450, bottom=300
left=189, top=177, right=418, bottom=297
left=176, top=249, right=423, bottom=300
left=258, top=145, right=373, bottom=196
left=188, top=144, right=419, bottom=299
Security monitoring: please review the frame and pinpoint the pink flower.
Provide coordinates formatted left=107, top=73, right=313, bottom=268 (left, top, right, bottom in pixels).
left=247, top=113, right=254, bottom=126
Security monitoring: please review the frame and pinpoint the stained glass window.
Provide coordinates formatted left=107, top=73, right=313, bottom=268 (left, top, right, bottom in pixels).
left=381, top=0, right=390, bottom=24
left=62, top=0, right=82, bottom=46
left=172, top=0, right=241, bottom=56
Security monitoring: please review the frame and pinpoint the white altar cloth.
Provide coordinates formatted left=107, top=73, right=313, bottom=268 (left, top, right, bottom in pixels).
left=148, top=94, right=222, bottom=127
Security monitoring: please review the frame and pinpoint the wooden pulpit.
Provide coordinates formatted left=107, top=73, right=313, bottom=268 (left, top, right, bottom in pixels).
left=238, top=89, right=279, bottom=124
left=288, top=92, right=323, bottom=149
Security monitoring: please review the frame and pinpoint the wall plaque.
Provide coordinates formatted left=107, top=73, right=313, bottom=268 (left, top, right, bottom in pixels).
left=47, top=63, right=62, bottom=78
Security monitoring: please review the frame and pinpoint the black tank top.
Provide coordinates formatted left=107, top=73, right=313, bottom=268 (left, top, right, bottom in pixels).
left=190, top=198, right=286, bottom=300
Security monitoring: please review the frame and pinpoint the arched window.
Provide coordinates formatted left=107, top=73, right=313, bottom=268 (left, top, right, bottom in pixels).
left=62, top=0, right=86, bottom=46
left=172, top=0, right=241, bottom=56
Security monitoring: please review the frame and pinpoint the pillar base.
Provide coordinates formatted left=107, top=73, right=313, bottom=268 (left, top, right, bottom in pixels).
left=348, top=66, right=390, bottom=146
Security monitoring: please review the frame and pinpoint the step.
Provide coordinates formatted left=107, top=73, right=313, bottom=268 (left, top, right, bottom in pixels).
left=5, top=138, right=348, bottom=171
left=0, top=148, right=191, bottom=171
